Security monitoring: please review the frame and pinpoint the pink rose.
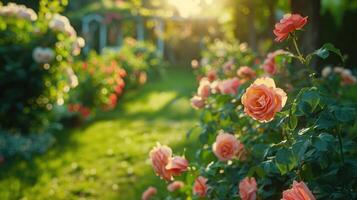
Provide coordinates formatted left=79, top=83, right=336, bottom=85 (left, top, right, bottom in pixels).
left=340, top=69, right=357, bottom=85
left=223, top=59, right=235, bottom=74
left=150, top=144, right=189, bottom=181
left=191, top=96, right=205, bottom=109
left=239, top=177, right=257, bottom=200
left=212, top=133, right=240, bottom=161
left=149, top=144, right=173, bottom=181
left=218, top=77, right=240, bottom=95
left=241, top=77, right=287, bottom=122
left=237, top=66, right=256, bottom=81
left=262, top=50, right=287, bottom=75
left=166, top=156, right=189, bottom=176
left=142, top=186, right=157, bottom=200
left=197, top=78, right=211, bottom=99
left=281, top=181, right=316, bottom=200
left=193, top=176, right=208, bottom=198
left=207, top=70, right=217, bottom=82
left=167, top=181, right=185, bottom=192
left=273, top=14, right=308, bottom=42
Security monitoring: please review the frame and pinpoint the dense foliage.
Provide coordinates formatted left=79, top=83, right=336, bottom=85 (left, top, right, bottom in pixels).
left=144, top=14, right=357, bottom=200
left=0, top=1, right=83, bottom=133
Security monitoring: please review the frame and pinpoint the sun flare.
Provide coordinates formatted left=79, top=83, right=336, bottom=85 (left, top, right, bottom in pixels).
left=168, top=0, right=209, bottom=18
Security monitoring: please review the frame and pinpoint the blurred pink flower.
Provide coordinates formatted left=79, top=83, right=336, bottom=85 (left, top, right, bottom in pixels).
left=167, top=181, right=184, bottom=192
left=193, top=176, right=208, bottom=198
left=239, top=177, right=257, bottom=200
left=190, top=96, right=205, bottom=109
left=281, top=181, right=316, bottom=200
left=142, top=186, right=157, bottom=200
left=218, top=77, right=240, bottom=95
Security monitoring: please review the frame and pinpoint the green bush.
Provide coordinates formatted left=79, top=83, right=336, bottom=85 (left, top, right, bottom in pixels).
left=0, top=1, right=83, bottom=133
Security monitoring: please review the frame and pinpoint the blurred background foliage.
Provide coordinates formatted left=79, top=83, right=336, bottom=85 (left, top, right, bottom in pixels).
left=4, top=0, right=357, bottom=66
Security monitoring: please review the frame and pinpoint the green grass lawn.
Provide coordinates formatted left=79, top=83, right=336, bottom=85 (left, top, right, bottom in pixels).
left=0, top=67, right=198, bottom=200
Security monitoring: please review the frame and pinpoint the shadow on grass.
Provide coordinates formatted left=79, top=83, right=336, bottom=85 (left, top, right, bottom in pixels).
left=0, top=67, right=199, bottom=200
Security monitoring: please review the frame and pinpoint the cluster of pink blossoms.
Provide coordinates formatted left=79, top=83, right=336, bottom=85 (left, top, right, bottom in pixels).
left=190, top=65, right=258, bottom=110
left=321, top=66, right=357, bottom=85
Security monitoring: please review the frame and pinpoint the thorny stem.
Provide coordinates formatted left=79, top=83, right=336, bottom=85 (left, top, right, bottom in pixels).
left=291, top=33, right=316, bottom=83
left=292, top=35, right=306, bottom=64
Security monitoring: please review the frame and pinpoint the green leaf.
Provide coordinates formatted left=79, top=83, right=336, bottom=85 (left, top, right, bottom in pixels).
left=333, top=106, right=356, bottom=123
left=314, top=48, right=329, bottom=59
left=313, top=43, right=345, bottom=63
left=288, top=115, right=298, bottom=130
left=301, top=88, right=320, bottom=112
left=292, top=140, right=310, bottom=162
left=275, top=148, right=298, bottom=175
left=316, top=111, right=337, bottom=129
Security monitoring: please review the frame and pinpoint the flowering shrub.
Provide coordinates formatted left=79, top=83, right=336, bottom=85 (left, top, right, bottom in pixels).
left=191, top=39, right=257, bottom=82
left=0, top=1, right=83, bottom=133
left=144, top=14, right=357, bottom=200
left=109, top=38, right=166, bottom=88
left=66, top=38, right=165, bottom=119
left=67, top=52, right=127, bottom=119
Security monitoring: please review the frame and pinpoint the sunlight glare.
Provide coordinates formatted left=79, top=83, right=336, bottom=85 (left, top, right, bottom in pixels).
left=168, top=0, right=202, bottom=18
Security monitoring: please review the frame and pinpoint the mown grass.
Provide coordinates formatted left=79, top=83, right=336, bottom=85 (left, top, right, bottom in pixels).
left=0, top=67, right=198, bottom=200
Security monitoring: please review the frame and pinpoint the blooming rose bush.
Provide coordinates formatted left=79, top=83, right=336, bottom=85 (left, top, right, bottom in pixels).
left=0, top=1, right=83, bottom=134
left=144, top=13, right=357, bottom=200
left=112, top=38, right=166, bottom=88
left=192, top=39, right=258, bottom=82
left=66, top=52, right=127, bottom=120
left=0, top=1, right=84, bottom=159
left=66, top=38, right=165, bottom=120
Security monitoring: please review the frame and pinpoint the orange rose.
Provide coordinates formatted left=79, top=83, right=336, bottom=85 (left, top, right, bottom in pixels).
left=241, top=77, right=287, bottom=122
left=191, top=96, right=205, bottom=109
left=273, top=14, right=308, bottom=42
left=167, top=181, right=185, bottom=192
left=149, top=144, right=173, bottom=181
left=193, top=176, right=208, bottom=198
left=239, top=177, right=257, bottom=200
left=142, top=186, right=157, bottom=200
left=212, top=133, right=240, bottom=161
left=282, top=181, right=316, bottom=200
left=237, top=66, right=256, bottom=81
left=166, top=156, right=189, bottom=176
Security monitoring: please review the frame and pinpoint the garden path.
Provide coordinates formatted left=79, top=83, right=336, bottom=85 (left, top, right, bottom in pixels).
left=0, top=67, right=197, bottom=200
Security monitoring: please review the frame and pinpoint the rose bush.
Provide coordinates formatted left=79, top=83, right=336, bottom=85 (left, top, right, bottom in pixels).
left=0, top=1, right=84, bottom=159
left=0, top=1, right=83, bottom=133
left=144, top=13, right=357, bottom=200
left=65, top=38, right=166, bottom=121
left=107, top=38, right=166, bottom=88
left=65, top=52, right=127, bottom=120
